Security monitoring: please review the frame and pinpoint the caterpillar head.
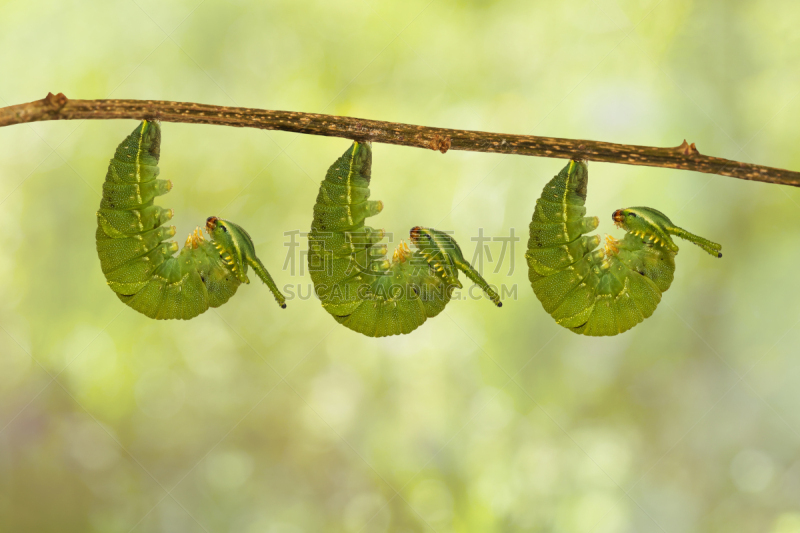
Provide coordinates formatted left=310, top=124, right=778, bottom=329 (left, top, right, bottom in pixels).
left=613, top=207, right=722, bottom=258
left=206, top=216, right=253, bottom=282
left=410, top=226, right=464, bottom=260
left=612, top=208, right=679, bottom=252
left=409, top=226, right=462, bottom=285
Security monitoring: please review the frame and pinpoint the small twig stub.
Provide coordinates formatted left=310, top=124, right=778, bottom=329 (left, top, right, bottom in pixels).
left=677, top=139, right=700, bottom=156
left=428, top=134, right=452, bottom=154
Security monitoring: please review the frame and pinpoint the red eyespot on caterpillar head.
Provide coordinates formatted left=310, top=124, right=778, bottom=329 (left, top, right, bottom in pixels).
left=409, top=226, right=422, bottom=244
left=206, top=216, right=219, bottom=233
left=612, top=209, right=625, bottom=227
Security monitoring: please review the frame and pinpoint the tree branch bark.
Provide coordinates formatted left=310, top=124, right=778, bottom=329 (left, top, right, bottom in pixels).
left=2, top=92, right=798, bottom=187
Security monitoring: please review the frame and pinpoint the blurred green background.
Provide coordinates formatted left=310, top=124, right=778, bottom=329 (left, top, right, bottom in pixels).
left=1, top=0, right=800, bottom=531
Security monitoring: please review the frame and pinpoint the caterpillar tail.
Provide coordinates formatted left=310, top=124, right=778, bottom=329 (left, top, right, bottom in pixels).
left=454, top=259, right=502, bottom=307
left=669, top=226, right=723, bottom=258
left=247, top=256, right=287, bottom=309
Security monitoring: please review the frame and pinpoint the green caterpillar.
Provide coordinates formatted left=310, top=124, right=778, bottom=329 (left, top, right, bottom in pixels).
left=308, top=141, right=501, bottom=337
left=96, top=120, right=286, bottom=320
left=526, top=159, right=722, bottom=336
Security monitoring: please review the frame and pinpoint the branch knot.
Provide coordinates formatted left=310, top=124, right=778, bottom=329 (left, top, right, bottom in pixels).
left=428, top=134, right=451, bottom=154
left=44, top=92, right=68, bottom=109
left=677, top=139, right=699, bottom=156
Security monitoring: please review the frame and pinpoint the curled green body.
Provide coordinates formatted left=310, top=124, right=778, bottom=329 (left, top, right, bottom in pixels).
left=308, top=141, right=501, bottom=337
left=96, top=120, right=286, bottom=320
left=526, top=160, right=721, bottom=336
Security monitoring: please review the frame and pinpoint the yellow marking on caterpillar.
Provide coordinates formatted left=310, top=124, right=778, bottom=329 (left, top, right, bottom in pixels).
left=560, top=160, right=576, bottom=225
left=344, top=143, right=358, bottom=225
left=135, top=120, right=147, bottom=185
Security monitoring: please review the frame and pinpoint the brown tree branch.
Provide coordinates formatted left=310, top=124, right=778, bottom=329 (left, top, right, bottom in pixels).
left=2, top=92, right=798, bottom=187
